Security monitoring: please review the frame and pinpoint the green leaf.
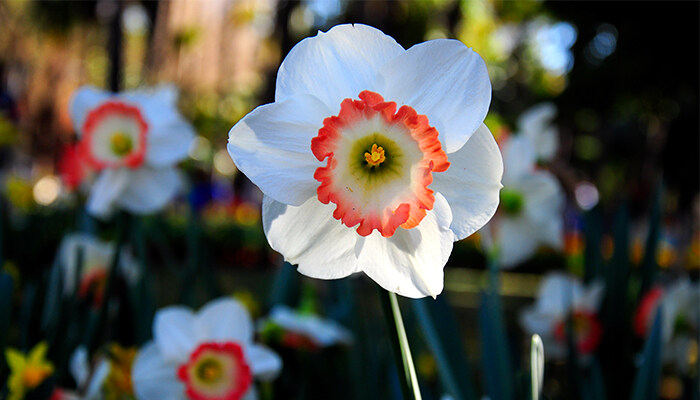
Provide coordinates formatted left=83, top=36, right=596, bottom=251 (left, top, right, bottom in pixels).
left=630, top=308, right=663, bottom=400
left=478, top=267, right=515, bottom=400
left=583, top=206, right=603, bottom=283
left=581, top=357, right=606, bottom=400
left=268, top=262, right=300, bottom=308
left=412, top=296, right=478, bottom=400
left=0, top=272, right=14, bottom=358
left=640, top=182, right=662, bottom=295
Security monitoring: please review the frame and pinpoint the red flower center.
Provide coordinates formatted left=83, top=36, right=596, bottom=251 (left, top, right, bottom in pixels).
left=177, top=342, right=252, bottom=400
left=311, top=90, right=449, bottom=238
left=80, top=101, right=148, bottom=170
left=553, top=310, right=603, bottom=354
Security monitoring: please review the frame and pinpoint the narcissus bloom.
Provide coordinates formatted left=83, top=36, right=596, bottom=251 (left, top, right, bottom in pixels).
left=519, top=273, right=604, bottom=359
left=482, top=135, right=564, bottom=268
left=57, top=233, right=139, bottom=305
left=5, top=342, right=54, bottom=400
left=259, top=305, right=353, bottom=349
left=131, top=298, right=281, bottom=400
left=69, top=85, right=194, bottom=218
left=634, top=279, right=700, bottom=374
left=228, top=24, right=503, bottom=298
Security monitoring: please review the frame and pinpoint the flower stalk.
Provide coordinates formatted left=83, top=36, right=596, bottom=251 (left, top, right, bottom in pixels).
left=530, top=334, right=544, bottom=400
left=85, top=212, right=129, bottom=352
left=380, top=289, right=422, bottom=400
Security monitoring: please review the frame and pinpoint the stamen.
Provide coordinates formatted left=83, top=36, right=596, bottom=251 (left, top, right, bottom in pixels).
left=110, top=132, right=134, bottom=157
left=197, top=359, right=223, bottom=383
left=500, top=188, right=525, bottom=216
left=364, top=144, right=386, bottom=167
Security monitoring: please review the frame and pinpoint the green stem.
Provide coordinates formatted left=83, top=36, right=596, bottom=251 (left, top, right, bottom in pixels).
left=379, top=289, right=422, bottom=400
left=85, top=212, right=129, bottom=352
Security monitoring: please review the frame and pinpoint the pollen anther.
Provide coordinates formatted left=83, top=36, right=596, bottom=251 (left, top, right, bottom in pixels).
left=364, top=144, right=386, bottom=166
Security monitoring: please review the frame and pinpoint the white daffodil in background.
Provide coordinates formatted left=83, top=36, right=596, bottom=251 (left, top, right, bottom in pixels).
left=519, top=273, right=604, bottom=360
left=69, top=346, right=110, bottom=400
left=482, top=135, right=564, bottom=268
left=69, top=85, right=195, bottom=218
left=259, top=305, right=353, bottom=349
left=227, top=24, right=503, bottom=299
left=131, top=298, right=282, bottom=400
left=516, top=102, right=558, bottom=163
left=57, top=233, right=140, bottom=305
left=634, top=279, right=700, bottom=374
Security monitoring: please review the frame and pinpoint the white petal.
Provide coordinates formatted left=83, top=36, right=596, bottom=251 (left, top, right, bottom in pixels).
left=501, top=135, right=537, bottom=185
left=228, top=95, right=331, bottom=206
left=132, top=342, right=186, bottom=400
left=122, top=84, right=179, bottom=109
left=379, top=39, right=491, bottom=153
left=145, top=116, right=195, bottom=167
left=518, top=102, right=558, bottom=162
left=117, top=167, right=181, bottom=214
left=153, top=307, right=197, bottom=363
left=519, top=307, right=556, bottom=337
left=69, top=346, right=90, bottom=387
left=195, top=298, right=253, bottom=344
left=358, top=193, right=454, bottom=298
left=534, top=273, right=583, bottom=317
left=520, top=171, right=564, bottom=249
left=70, top=86, right=111, bottom=135
left=518, top=103, right=557, bottom=134
left=432, top=124, right=503, bottom=241
left=86, top=359, right=110, bottom=398
left=275, top=24, right=405, bottom=110
left=246, top=344, right=282, bottom=381
left=268, top=306, right=352, bottom=346
left=577, top=280, right=605, bottom=311
left=122, top=87, right=194, bottom=168
left=262, top=195, right=361, bottom=279
left=86, top=168, right=130, bottom=219
left=496, top=215, right=539, bottom=268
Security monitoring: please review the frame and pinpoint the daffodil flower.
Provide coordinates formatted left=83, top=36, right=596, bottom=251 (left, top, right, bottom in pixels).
left=131, top=298, right=281, bottom=400
left=69, top=85, right=195, bottom=218
left=519, top=273, right=604, bottom=360
left=227, top=24, right=503, bottom=298
left=634, top=279, right=700, bottom=374
left=5, top=342, right=55, bottom=400
left=259, top=305, right=353, bottom=348
left=482, top=135, right=564, bottom=268
left=57, top=233, right=140, bottom=305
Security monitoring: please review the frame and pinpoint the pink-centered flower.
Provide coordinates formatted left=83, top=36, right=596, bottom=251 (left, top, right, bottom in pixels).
left=131, top=298, right=281, bottom=400
left=519, top=273, right=604, bottom=359
left=227, top=24, right=503, bottom=298
left=69, top=85, right=195, bottom=218
left=57, top=233, right=140, bottom=306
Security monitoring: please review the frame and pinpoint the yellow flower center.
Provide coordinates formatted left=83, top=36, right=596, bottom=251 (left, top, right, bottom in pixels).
left=22, top=366, right=49, bottom=389
left=196, top=358, right=223, bottom=384
left=110, top=132, right=134, bottom=156
left=364, top=143, right=386, bottom=167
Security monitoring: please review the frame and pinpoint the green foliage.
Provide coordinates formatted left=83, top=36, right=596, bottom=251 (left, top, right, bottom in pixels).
left=630, top=309, right=663, bottom=400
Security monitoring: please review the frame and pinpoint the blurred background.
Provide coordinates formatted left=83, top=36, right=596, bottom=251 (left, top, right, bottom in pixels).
left=0, top=1, right=698, bottom=399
